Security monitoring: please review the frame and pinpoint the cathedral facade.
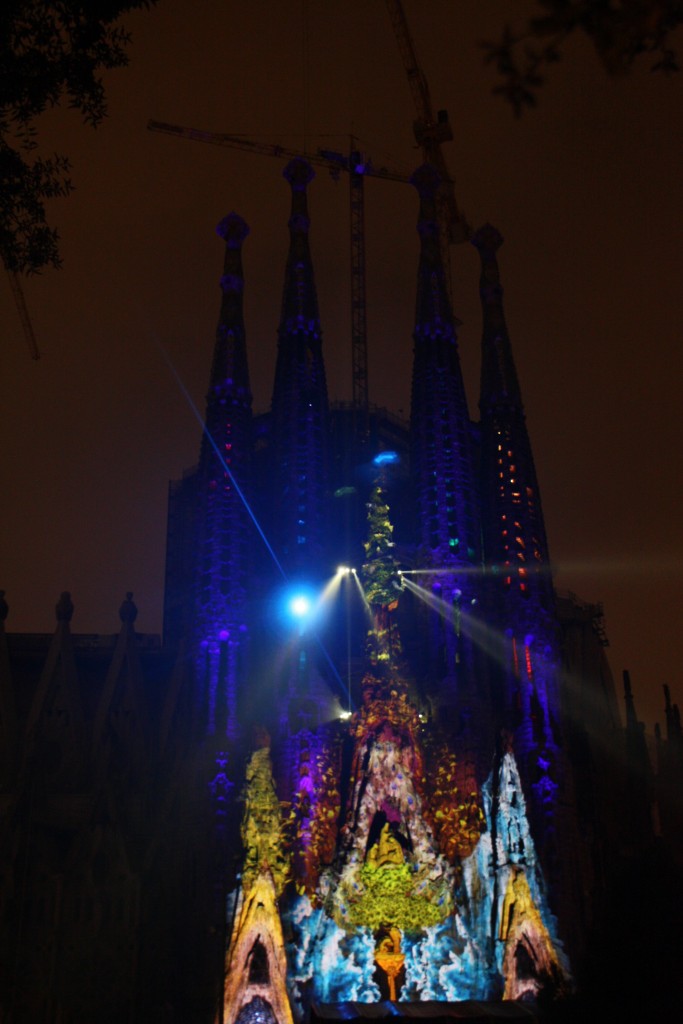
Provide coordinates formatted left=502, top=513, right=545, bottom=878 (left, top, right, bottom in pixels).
left=1, top=160, right=680, bottom=1023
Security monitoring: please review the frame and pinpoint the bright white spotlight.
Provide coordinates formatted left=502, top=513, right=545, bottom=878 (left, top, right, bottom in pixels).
left=337, top=565, right=352, bottom=575
left=289, top=594, right=311, bottom=619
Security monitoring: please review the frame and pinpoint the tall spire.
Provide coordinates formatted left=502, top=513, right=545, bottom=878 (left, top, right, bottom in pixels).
left=206, top=213, right=252, bottom=413
left=270, top=158, right=329, bottom=576
left=473, top=224, right=551, bottom=617
left=195, top=212, right=252, bottom=741
left=622, top=670, right=655, bottom=844
left=410, top=164, right=480, bottom=564
left=473, top=224, right=562, bottom=882
left=409, top=163, right=482, bottom=725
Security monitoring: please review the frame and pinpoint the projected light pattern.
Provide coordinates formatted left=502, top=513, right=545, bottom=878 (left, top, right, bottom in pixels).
left=278, top=742, right=569, bottom=1011
left=275, top=514, right=568, bottom=1013
left=373, top=450, right=399, bottom=466
left=401, top=571, right=561, bottom=862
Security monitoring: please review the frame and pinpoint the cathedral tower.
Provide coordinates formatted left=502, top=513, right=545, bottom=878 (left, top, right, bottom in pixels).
left=270, top=159, right=330, bottom=579
left=408, top=165, right=483, bottom=739
left=194, top=212, right=252, bottom=742
left=473, top=224, right=562, bottom=882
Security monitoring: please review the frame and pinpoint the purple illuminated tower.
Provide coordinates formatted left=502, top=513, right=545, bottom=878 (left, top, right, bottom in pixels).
left=473, top=224, right=561, bottom=876
left=267, top=160, right=334, bottom=792
left=270, top=159, right=330, bottom=578
left=409, top=165, right=483, bottom=738
left=194, top=212, right=252, bottom=743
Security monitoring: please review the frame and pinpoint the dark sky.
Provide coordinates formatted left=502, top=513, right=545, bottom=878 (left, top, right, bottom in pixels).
left=2, top=1, right=682, bottom=731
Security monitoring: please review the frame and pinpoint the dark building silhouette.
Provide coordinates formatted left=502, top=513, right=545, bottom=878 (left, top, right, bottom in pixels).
left=1, top=162, right=680, bottom=1023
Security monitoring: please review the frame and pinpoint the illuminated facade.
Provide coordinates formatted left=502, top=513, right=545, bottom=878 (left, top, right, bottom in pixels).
left=200, top=160, right=573, bottom=1023
left=1, top=158, right=681, bottom=1023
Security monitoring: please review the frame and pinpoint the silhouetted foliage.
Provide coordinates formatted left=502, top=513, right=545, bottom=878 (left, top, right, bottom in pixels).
left=0, top=1, right=155, bottom=273
left=482, top=0, right=681, bottom=115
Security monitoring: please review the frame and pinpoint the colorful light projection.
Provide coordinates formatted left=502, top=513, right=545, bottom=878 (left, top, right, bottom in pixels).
left=461, top=746, right=571, bottom=1001
left=278, top=608, right=569, bottom=1008
left=281, top=737, right=569, bottom=1009
left=223, top=872, right=294, bottom=1024
left=223, top=488, right=570, bottom=1022
left=223, top=741, right=294, bottom=1024
left=329, top=712, right=456, bottom=935
left=285, top=727, right=342, bottom=895
left=361, top=483, right=403, bottom=669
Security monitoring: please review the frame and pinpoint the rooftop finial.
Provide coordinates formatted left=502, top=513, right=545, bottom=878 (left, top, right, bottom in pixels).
left=471, top=223, right=503, bottom=256
left=119, top=591, right=138, bottom=624
left=283, top=159, right=314, bottom=240
left=283, top=158, right=315, bottom=192
left=217, top=213, right=249, bottom=297
left=56, top=591, right=74, bottom=623
left=216, top=212, right=250, bottom=249
left=623, top=669, right=639, bottom=729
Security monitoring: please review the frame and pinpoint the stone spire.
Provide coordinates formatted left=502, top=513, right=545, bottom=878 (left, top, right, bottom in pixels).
left=206, top=212, right=252, bottom=416
left=473, top=225, right=564, bottom=890
left=195, top=213, right=252, bottom=742
left=622, top=670, right=654, bottom=843
left=270, top=158, right=329, bottom=576
left=410, top=164, right=480, bottom=565
left=472, top=224, right=523, bottom=412
left=472, top=225, right=557, bottom=715
left=23, top=592, right=85, bottom=789
left=473, top=224, right=551, bottom=614
left=409, top=164, right=483, bottom=735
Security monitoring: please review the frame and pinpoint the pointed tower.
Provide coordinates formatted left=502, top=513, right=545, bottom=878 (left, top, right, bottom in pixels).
left=658, top=684, right=683, bottom=862
left=270, top=158, right=330, bottom=578
left=409, top=164, right=483, bottom=735
left=622, top=669, right=654, bottom=845
left=194, top=213, right=252, bottom=743
left=473, top=224, right=563, bottom=882
left=23, top=592, right=86, bottom=790
left=473, top=224, right=553, bottom=617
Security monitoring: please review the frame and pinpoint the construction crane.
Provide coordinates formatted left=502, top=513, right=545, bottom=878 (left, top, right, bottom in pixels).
left=385, top=0, right=470, bottom=304
left=148, top=120, right=415, bottom=419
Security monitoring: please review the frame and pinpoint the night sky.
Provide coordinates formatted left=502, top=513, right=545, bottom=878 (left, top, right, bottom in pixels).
left=2, top=1, right=682, bottom=732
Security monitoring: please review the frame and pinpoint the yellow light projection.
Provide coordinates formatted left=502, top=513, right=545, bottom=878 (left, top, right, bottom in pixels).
left=499, top=867, right=568, bottom=1001
left=222, top=743, right=293, bottom=1024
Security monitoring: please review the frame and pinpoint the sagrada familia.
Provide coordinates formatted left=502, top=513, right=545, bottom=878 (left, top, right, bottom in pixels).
left=1, top=159, right=681, bottom=1023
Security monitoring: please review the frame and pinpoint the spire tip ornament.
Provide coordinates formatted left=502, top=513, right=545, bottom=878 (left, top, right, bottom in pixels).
left=283, top=157, right=315, bottom=191
left=216, top=212, right=250, bottom=248
left=471, top=222, right=504, bottom=255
